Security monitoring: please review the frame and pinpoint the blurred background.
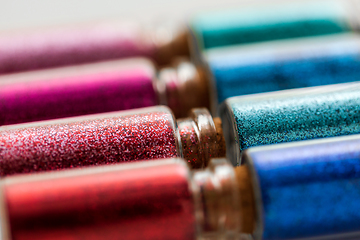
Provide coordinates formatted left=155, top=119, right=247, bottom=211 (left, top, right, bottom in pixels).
left=0, top=0, right=260, bottom=31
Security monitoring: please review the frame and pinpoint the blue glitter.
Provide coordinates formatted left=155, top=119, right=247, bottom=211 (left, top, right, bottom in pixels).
left=220, top=82, right=360, bottom=163
left=206, top=33, right=360, bottom=103
left=244, top=135, right=360, bottom=239
left=189, top=0, right=351, bottom=50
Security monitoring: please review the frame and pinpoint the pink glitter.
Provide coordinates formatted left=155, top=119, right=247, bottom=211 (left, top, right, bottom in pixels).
left=177, top=120, right=200, bottom=168
left=5, top=159, right=195, bottom=240
left=0, top=107, right=180, bottom=176
left=0, top=22, right=157, bottom=74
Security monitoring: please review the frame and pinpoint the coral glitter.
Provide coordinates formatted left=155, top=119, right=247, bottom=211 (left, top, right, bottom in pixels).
left=0, top=107, right=179, bottom=176
left=4, top=159, right=195, bottom=240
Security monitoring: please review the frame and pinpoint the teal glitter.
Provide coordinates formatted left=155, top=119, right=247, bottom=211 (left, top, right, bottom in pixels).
left=189, top=0, right=352, bottom=50
left=221, top=83, right=360, bottom=159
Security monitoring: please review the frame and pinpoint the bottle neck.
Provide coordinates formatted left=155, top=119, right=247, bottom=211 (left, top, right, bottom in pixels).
left=192, top=159, right=255, bottom=239
left=346, top=0, right=360, bottom=32
left=177, top=108, right=226, bottom=169
left=0, top=184, right=10, bottom=240
left=150, top=23, right=190, bottom=65
left=235, top=165, right=256, bottom=234
left=157, top=59, right=210, bottom=118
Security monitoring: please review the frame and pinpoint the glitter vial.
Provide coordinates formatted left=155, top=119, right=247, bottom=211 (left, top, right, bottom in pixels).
left=165, top=33, right=360, bottom=114
left=0, top=106, right=225, bottom=176
left=0, top=57, right=209, bottom=125
left=220, top=82, right=360, bottom=166
left=241, top=134, right=360, bottom=240
left=203, top=33, right=360, bottom=104
left=0, top=158, right=252, bottom=240
left=188, top=0, right=360, bottom=53
left=0, top=21, right=188, bottom=74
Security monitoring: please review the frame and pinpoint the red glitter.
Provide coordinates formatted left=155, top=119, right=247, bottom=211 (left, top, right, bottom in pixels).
left=4, top=159, right=196, bottom=240
left=177, top=120, right=200, bottom=168
left=0, top=107, right=180, bottom=176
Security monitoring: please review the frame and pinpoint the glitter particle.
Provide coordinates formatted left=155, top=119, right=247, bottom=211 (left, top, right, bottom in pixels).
left=0, top=107, right=179, bottom=176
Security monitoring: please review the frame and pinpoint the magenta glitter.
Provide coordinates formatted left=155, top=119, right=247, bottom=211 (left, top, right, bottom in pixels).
left=0, top=22, right=157, bottom=74
left=0, top=107, right=180, bottom=176
left=0, top=59, right=159, bottom=125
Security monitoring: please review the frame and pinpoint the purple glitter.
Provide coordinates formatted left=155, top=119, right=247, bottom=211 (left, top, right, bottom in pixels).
left=0, top=59, right=159, bottom=125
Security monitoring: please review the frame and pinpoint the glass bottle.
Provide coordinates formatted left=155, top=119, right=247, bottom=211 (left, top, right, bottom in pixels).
left=0, top=57, right=207, bottom=125
left=0, top=106, right=225, bottom=176
left=0, top=21, right=188, bottom=74
left=242, top=134, right=360, bottom=240
left=165, top=33, right=360, bottom=115
left=203, top=33, right=360, bottom=104
left=0, top=158, right=248, bottom=240
left=188, top=0, right=360, bottom=53
left=220, top=81, right=360, bottom=166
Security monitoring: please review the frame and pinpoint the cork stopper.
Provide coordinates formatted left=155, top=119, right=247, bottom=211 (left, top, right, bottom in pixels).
left=157, top=59, right=210, bottom=118
left=214, top=117, right=226, bottom=158
left=346, top=0, right=360, bottom=32
left=177, top=108, right=226, bottom=168
left=192, top=158, right=241, bottom=238
left=234, top=166, right=256, bottom=234
left=152, top=24, right=190, bottom=66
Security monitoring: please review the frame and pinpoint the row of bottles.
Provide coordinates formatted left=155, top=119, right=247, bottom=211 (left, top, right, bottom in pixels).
left=1, top=0, right=360, bottom=239
left=1, top=81, right=359, bottom=174
left=3, top=32, right=360, bottom=125
left=1, top=0, right=359, bottom=74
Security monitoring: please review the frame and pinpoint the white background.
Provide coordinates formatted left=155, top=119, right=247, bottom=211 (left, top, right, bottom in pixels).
left=0, top=0, right=258, bottom=31
left=0, top=0, right=259, bottom=31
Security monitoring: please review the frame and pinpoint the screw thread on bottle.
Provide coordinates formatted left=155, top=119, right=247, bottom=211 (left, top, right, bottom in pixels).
left=192, top=159, right=256, bottom=239
left=192, top=158, right=240, bottom=239
left=235, top=166, right=256, bottom=234
left=177, top=108, right=226, bottom=168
